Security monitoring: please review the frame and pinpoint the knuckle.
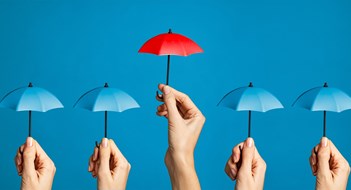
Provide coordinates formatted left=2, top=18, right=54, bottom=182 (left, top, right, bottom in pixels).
left=119, top=160, right=131, bottom=171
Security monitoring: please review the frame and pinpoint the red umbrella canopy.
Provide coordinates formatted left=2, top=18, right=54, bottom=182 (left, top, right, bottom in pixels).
left=138, top=29, right=203, bottom=56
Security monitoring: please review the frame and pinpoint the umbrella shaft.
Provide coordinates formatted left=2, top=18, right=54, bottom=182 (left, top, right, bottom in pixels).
left=323, top=111, right=326, bottom=137
left=166, top=55, right=170, bottom=85
left=29, top=111, right=32, bottom=137
left=105, top=111, right=108, bottom=138
left=248, top=111, right=251, bottom=138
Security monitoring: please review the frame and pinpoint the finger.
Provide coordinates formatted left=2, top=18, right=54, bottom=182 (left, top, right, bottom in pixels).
left=157, top=104, right=167, bottom=112
left=158, top=84, right=201, bottom=116
left=22, top=137, right=37, bottom=178
left=97, top=138, right=111, bottom=176
left=328, top=139, right=343, bottom=159
left=109, top=140, right=130, bottom=179
left=328, top=139, right=350, bottom=174
left=316, top=137, right=332, bottom=179
left=252, top=148, right=266, bottom=181
left=156, top=111, right=168, bottom=117
left=310, top=146, right=318, bottom=175
left=225, top=157, right=237, bottom=180
left=93, top=146, right=99, bottom=161
left=232, top=143, right=244, bottom=164
left=156, top=92, right=164, bottom=102
left=309, top=156, right=317, bottom=175
left=88, top=153, right=95, bottom=172
left=14, top=146, right=24, bottom=175
left=239, top=138, right=255, bottom=176
left=159, top=85, right=182, bottom=122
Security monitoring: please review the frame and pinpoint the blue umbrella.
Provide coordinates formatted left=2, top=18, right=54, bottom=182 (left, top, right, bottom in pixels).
left=218, top=82, right=284, bottom=137
left=293, top=82, right=351, bottom=137
left=74, top=83, right=140, bottom=144
left=0, top=82, right=64, bottom=137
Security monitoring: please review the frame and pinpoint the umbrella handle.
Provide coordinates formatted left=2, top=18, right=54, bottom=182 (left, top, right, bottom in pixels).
left=156, top=90, right=163, bottom=99
left=236, top=145, right=243, bottom=169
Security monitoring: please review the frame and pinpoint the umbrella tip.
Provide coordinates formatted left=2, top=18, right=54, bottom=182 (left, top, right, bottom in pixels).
left=168, top=28, right=172, bottom=34
left=249, top=82, right=253, bottom=87
left=28, top=82, right=33, bottom=87
left=104, top=83, right=109, bottom=88
left=323, top=82, right=328, bottom=87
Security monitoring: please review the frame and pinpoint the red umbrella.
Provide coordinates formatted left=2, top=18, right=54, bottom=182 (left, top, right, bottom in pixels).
left=139, top=29, right=203, bottom=97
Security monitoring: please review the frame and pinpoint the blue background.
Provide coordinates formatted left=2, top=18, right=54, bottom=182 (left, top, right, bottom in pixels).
left=0, top=0, right=350, bottom=189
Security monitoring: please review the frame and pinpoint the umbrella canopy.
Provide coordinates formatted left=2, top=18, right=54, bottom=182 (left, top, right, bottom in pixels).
left=74, top=83, right=140, bottom=112
left=0, top=82, right=64, bottom=137
left=218, top=82, right=284, bottom=137
left=0, top=82, right=63, bottom=112
left=218, top=82, right=284, bottom=112
left=292, top=83, right=351, bottom=112
left=292, top=82, right=351, bottom=137
left=138, top=29, right=203, bottom=56
left=138, top=29, right=203, bottom=98
left=74, top=83, right=139, bottom=141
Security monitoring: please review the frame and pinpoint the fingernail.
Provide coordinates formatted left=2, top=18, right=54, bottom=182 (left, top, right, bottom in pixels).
left=26, top=137, right=33, bottom=147
left=102, top=138, right=108, bottom=148
left=312, top=156, right=316, bottom=165
left=321, top=137, right=328, bottom=147
left=246, top=138, right=253, bottom=148
left=163, top=86, right=170, bottom=95
left=231, top=168, right=236, bottom=176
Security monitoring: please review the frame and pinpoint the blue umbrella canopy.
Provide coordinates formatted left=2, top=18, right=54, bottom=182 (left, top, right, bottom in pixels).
left=74, top=83, right=140, bottom=142
left=218, top=83, right=283, bottom=112
left=0, top=82, right=64, bottom=137
left=218, top=82, right=284, bottom=137
left=0, top=82, right=63, bottom=112
left=74, top=83, right=139, bottom=112
left=293, top=82, right=351, bottom=137
left=292, top=83, right=351, bottom=112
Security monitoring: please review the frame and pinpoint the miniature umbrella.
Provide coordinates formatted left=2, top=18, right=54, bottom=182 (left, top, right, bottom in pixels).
left=74, top=83, right=140, bottom=145
left=218, top=82, right=284, bottom=137
left=0, top=82, right=64, bottom=137
left=292, top=82, right=351, bottom=137
left=138, top=29, right=203, bottom=97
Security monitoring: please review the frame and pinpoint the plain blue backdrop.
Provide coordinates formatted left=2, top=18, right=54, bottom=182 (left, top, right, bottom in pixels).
left=0, top=0, right=350, bottom=189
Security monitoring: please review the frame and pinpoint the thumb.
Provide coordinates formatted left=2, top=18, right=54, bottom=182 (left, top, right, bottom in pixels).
left=161, top=85, right=181, bottom=122
left=316, top=137, right=332, bottom=179
left=240, top=138, right=255, bottom=175
left=98, top=138, right=111, bottom=176
left=22, top=137, right=37, bottom=178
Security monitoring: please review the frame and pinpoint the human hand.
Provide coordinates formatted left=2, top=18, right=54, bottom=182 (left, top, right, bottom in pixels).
left=14, top=137, right=56, bottom=190
left=309, top=137, right=350, bottom=190
left=88, top=138, right=131, bottom=190
left=224, top=138, right=266, bottom=190
left=156, top=84, right=205, bottom=190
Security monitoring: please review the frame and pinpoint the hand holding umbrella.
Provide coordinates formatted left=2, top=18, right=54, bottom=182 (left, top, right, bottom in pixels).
left=74, top=83, right=140, bottom=147
left=0, top=82, right=64, bottom=137
left=139, top=29, right=203, bottom=98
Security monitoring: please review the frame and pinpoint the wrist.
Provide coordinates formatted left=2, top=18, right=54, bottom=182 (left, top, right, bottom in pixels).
left=165, top=149, right=194, bottom=170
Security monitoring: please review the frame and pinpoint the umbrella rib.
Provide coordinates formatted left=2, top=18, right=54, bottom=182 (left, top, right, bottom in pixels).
left=331, top=93, right=340, bottom=112
left=307, top=88, right=323, bottom=111
left=74, top=87, right=100, bottom=108
left=16, top=90, right=27, bottom=111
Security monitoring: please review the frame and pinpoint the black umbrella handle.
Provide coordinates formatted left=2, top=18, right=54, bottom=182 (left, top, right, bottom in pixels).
left=156, top=55, right=171, bottom=100
left=28, top=111, right=32, bottom=137
left=248, top=111, right=252, bottom=138
left=323, top=111, right=326, bottom=137
left=236, top=145, right=243, bottom=169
